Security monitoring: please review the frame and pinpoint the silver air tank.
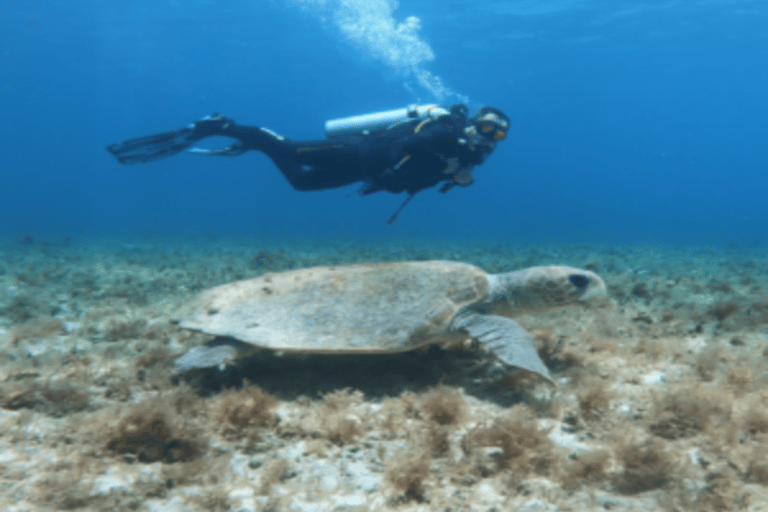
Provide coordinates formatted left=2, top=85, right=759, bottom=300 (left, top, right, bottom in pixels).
left=325, top=104, right=449, bottom=137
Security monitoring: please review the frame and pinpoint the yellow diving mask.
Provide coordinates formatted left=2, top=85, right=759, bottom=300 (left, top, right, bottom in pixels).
left=472, top=106, right=510, bottom=142
left=477, top=122, right=507, bottom=141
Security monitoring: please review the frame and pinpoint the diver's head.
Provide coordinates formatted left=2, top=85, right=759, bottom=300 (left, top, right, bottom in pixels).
left=471, top=106, right=510, bottom=143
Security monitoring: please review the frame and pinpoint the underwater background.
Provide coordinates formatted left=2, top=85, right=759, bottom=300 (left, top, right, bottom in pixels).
left=4, top=2, right=768, bottom=510
left=2, top=0, right=766, bottom=246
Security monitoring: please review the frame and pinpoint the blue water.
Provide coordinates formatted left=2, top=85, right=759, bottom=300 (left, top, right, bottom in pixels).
left=2, top=0, right=766, bottom=246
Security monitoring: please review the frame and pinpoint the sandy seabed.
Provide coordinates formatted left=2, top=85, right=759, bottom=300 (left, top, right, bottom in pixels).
left=1, top=236, right=767, bottom=512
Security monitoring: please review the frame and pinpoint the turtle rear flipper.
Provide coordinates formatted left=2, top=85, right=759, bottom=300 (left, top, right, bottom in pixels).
left=452, top=312, right=552, bottom=382
left=173, top=338, right=257, bottom=373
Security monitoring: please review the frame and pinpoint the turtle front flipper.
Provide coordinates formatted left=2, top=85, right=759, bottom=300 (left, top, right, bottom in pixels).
left=451, top=312, right=552, bottom=382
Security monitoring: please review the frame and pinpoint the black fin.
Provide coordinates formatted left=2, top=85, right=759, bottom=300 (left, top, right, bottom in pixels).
left=107, top=128, right=198, bottom=165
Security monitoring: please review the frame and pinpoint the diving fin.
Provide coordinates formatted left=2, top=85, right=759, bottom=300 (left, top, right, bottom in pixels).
left=106, top=114, right=234, bottom=165
left=107, top=127, right=199, bottom=165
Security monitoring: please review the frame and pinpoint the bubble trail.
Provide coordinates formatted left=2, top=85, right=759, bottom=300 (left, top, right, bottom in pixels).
left=288, top=0, right=467, bottom=102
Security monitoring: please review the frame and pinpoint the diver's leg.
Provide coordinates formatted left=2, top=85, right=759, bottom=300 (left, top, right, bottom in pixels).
left=264, top=137, right=368, bottom=191
left=108, top=115, right=368, bottom=191
left=198, top=127, right=366, bottom=191
left=269, top=157, right=363, bottom=191
left=106, top=114, right=235, bottom=164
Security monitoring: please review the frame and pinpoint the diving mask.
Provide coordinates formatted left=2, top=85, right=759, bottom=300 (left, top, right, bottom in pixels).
left=472, top=107, right=510, bottom=142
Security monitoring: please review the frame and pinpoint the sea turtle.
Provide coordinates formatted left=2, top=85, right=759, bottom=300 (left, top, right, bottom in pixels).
left=173, top=261, right=607, bottom=382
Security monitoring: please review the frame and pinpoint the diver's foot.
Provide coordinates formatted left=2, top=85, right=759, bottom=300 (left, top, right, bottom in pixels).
left=189, top=113, right=235, bottom=137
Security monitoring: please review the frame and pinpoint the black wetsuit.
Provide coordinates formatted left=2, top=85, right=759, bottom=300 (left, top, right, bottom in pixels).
left=107, top=104, right=497, bottom=201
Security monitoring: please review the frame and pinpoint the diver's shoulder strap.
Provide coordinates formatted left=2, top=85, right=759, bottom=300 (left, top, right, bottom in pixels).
left=411, top=105, right=454, bottom=134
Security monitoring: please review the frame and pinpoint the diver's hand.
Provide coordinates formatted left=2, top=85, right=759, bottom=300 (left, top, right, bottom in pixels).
left=189, top=114, right=235, bottom=138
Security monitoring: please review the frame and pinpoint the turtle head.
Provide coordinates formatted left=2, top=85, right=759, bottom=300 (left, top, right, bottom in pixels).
left=487, top=265, right=608, bottom=315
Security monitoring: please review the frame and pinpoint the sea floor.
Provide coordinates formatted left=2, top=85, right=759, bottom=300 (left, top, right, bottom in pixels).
left=1, top=236, right=767, bottom=512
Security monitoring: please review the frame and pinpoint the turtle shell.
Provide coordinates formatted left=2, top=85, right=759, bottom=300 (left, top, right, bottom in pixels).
left=177, top=261, right=490, bottom=352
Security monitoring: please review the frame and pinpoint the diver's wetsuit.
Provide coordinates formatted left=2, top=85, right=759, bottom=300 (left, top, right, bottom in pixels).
left=107, top=104, right=497, bottom=201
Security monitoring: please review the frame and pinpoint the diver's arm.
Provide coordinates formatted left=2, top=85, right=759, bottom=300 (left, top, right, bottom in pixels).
left=401, top=119, right=485, bottom=193
left=385, top=119, right=466, bottom=176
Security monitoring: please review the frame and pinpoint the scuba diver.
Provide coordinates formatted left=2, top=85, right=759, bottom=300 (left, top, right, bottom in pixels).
left=106, top=104, right=510, bottom=223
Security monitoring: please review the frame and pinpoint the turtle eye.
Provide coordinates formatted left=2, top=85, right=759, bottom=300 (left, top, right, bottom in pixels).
left=569, top=274, right=591, bottom=290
